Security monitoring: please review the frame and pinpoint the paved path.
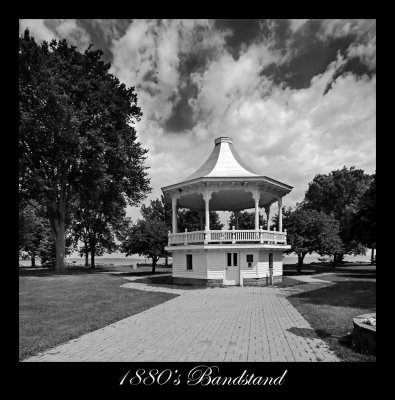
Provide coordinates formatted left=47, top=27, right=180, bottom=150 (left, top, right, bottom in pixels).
left=24, top=283, right=339, bottom=362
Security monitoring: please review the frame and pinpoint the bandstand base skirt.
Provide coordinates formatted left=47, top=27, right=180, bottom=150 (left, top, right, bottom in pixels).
left=165, top=243, right=289, bottom=287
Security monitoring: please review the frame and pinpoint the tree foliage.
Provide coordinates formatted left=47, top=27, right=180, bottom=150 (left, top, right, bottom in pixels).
left=19, top=201, right=48, bottom=267
left=19, top=30, right=150, bottom=270
left=284, top=208, right=343, bottom=272
left=140, top=195, right=172, bottom=265
left=120, top=219, right=168, bottom=273
left=349, top=173, right=376, bottom=263
left=141, top=195, right=172, bottom=228
left=302, top=166, right=372, bottom=262
left=70, top=176, right=130, bottom=268
left=267, top=206, right=294, bottom=231
left=227, top=211, right=267, bottom=230
left=178, top=209, right=223, bottom=231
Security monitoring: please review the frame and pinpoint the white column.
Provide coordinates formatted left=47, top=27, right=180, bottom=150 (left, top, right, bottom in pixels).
left=278, top=197, right=283, bottom=232
left=203, top=190, right=212, bottom=230
left=251, top=190, right=260, bottom=230
left=171, top=193, right=179, bottom=234
left=265, top=205, right=271, bottom=231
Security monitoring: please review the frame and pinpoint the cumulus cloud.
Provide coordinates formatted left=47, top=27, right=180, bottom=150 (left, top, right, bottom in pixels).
left=347, top=37, right=376, bottom=70
left=47, top=19, right=91, bottom=50
left=20, top=19, right=375, bottom=224
left=19, top=19, right=91, bottom=51
left=19, top=19, right=57, bottom=42
left=319, top=19, right=376, bottom=71
left=319, top=19, right=375, bottom=39
left=119, top=19, right=375, bottom=224
left=289, top=19, right=309, bottom=32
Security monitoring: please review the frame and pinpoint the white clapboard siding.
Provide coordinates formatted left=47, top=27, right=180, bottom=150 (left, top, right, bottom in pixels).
left=207, top=251, right=225, bottom=280
left=256, top=250, right=283, bottom=277
left=240, top=249, right=260, bottom=278
left=172, top=250, right=207, bottom=278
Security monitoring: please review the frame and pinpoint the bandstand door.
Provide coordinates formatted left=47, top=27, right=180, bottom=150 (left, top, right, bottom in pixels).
left=225, top=252, right=240, bottom=285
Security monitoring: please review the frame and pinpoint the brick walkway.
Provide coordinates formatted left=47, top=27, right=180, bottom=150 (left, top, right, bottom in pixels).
left=24, top=283, right=339, bottom=362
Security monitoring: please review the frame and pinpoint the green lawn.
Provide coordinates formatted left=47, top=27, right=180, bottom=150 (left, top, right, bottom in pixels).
left=286, top=268, right=376, bottom=362
left=19, top=267, right=178, bottom=360
left=134, top=274, right=203, bottom=290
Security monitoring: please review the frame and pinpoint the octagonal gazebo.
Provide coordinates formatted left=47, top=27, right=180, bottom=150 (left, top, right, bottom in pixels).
left=162, top=136, right=292, bottom=286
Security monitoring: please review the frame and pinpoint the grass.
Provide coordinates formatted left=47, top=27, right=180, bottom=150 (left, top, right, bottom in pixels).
left=283, top=261, right=375, bottom=276
left=285, top=268, right=376, bottom=362
left=19, top=266, right=178, bottom=360
left=134, top=275, right=203, bottom=290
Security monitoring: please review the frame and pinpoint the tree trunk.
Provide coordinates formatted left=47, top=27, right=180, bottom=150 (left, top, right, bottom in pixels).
left=91, top=251, right=95, bottom=269
left=31, top=254, right=35, bottom=268
left=55, top=218, right=66, bottom=272
left=85, top=250, right=89, bottom=267
left=371, top=247, right=375, bottom=265
left=152, top=257, right=157, bottom=274
left=48, top=187, right=67, bottom=273
left=297, top=254, right=305, bottom=274
left=333, top=253, right=344, bottom=268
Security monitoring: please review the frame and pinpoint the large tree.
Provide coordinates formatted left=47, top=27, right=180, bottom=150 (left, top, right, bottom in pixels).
left=19, top=30, right=150, bottom=271
left=121, top=219, right=168, bottom=274
left=140, top=196, right=172, bottom=266
left=284, top=208, right=343, bottom=273
left=141, top=195, right=172, bottom=227
left=302, top=166, right=372, bottom=264
left=350, top=173, right=376, bottom=264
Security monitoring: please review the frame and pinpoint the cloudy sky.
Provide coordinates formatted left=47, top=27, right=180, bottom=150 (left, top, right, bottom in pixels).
left=19, top=19, right=376, bottom=224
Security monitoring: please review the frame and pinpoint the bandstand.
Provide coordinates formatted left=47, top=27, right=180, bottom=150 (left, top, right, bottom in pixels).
left=162, top=137, right=293, bottom=286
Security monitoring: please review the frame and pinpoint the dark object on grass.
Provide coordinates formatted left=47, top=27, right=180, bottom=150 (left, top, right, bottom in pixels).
left=352, top=313, right=376, bottom=355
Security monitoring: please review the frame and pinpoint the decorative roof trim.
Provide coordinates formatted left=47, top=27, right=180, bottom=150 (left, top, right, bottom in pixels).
left=162, top=176, right=293, bottom=193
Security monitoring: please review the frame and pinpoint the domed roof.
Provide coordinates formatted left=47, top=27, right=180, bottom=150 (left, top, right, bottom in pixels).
left=183, top=137, right=259, bottom=181
left=161, top=136, right=292, bottom=211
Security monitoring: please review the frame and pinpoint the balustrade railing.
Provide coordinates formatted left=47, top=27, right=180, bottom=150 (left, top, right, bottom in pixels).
left=168, top=227, right=287, bottom=246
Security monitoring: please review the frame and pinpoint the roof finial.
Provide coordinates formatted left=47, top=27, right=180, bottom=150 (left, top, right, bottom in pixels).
left=214, top=137, right=233, bottom=146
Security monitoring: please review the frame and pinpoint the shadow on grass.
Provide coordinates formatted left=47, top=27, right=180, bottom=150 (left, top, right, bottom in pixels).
left=283, top=270, right=316, bottom=276
left=289, top=280, right=376, bottom=309
left=134, top=275, right=203, bottom=290
left=338, top=273, right=376, bottom=279
left=276, top=276, right=306, bottom=288
left=109, top=271, right=170, bottom=278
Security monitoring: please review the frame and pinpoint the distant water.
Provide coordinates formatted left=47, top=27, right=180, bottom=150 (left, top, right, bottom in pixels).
left=19, top=257, right=168, bottom=267
left=19, top=252, right=372, bottom=267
